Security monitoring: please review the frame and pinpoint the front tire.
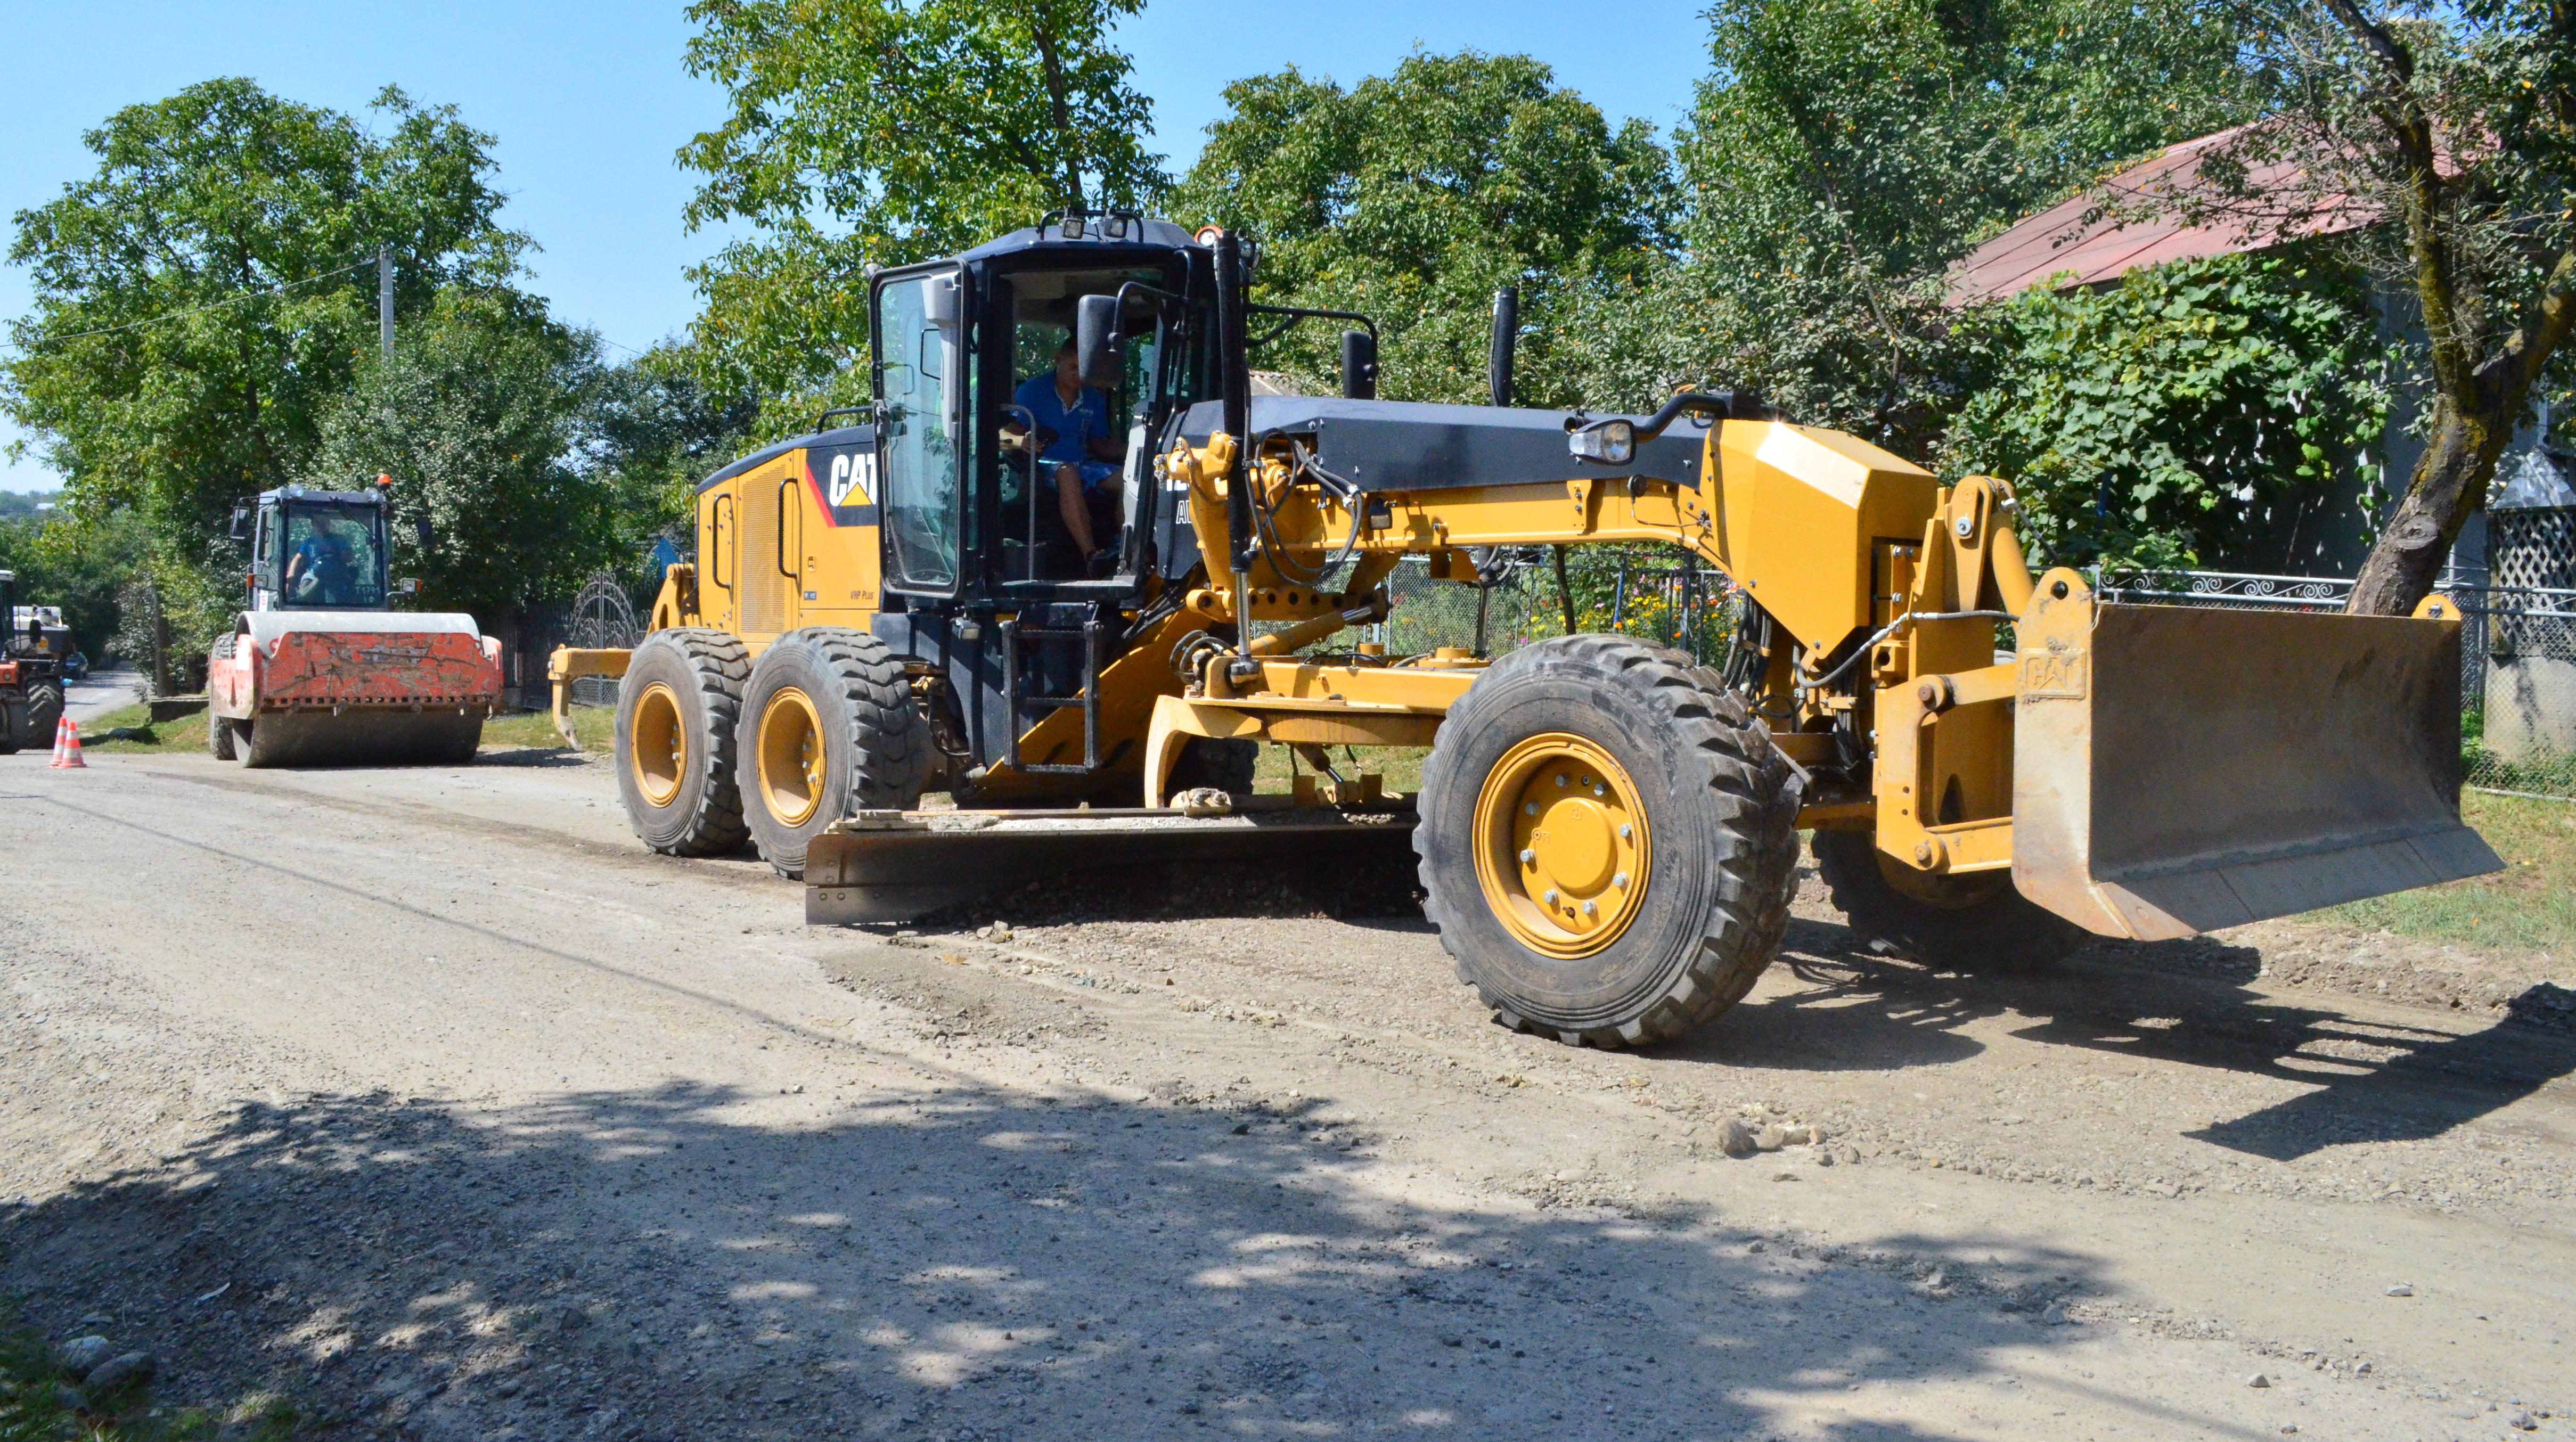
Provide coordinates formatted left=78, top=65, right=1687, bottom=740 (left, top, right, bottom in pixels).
left=1416, top=635, right=1799, bottom=1048
left=738, top=627, right=933, bottom=879
left=615, top=629, right=753, bottom=857
left=209, top=715, right=242, bottom=762
left=1812, top=829, right=2087, bottom=973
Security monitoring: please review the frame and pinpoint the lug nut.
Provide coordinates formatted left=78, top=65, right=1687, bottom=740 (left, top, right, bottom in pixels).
left=1613, top=871, right=1629, bottom=889
left=1581, top=899, right=1597, bottom=916
left=1525, top=802, right=1538, bottom=816
left=1542, top=889, right=1559, bottom=906
left=1593, top=783, right=1606, bottom=797
left=1556, top=775, right=1569, bottom=788
left=1618, top=824, right=1633, bottom=841
left=1520, top=848, right=1535, bottom=866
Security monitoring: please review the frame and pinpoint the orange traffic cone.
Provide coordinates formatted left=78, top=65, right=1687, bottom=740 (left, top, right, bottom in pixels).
left=48, top=715, right=86, bottom=769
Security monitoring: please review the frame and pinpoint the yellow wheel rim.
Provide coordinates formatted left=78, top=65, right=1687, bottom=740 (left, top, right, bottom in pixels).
left=631, top=682, right=688, bottom=808
left=756, top=686, right=827, bottom=829
left=1473, top=732, right=1652, bottom=958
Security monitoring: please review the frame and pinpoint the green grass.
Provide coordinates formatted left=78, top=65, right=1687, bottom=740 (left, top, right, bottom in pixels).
left=69, top=703, right=205, bottom=755
left=0, top=1309, right=306, bottom=1440
left=69, top=703, right=611, bottom=757
left=2326, top=790, right=2576, bottom=953
left=1250, top=742, right=1428, bottom=796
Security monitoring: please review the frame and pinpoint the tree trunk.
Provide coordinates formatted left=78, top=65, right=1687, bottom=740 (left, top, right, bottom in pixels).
left=1031, top=20, right=1083, bottom=213
left=2344, top=400, right=2512, bottom=615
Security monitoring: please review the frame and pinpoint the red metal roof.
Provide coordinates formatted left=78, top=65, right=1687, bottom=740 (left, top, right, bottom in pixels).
left=1947, top=126, right=2378, bottom=306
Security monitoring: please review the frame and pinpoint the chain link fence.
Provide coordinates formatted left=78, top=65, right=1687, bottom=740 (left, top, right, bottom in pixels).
left=2096, top=564, right=2576, bottom=800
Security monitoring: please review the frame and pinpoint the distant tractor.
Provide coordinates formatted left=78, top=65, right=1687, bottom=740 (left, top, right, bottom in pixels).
left=206, top=480, right=503, bottom=767
left=0, top=570, right=66, bottom=753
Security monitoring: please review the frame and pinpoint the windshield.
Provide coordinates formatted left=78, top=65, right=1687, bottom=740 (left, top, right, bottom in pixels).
left=279, top=503, right=387, bottom=609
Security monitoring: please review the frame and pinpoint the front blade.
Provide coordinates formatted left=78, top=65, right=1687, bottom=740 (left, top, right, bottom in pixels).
left=806, top=807, right=1418, bottom=924
left=2011, top=586, right=2501, bottom=939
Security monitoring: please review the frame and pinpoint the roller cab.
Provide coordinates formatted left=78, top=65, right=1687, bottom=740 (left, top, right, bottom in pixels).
left=208, top=482, right=503, bottom=768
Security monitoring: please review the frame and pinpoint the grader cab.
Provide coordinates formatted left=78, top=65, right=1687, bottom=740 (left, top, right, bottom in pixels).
left=554, top=211, right=2497, bottom=1049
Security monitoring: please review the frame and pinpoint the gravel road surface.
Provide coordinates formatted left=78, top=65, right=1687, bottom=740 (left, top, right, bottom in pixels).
left=3, top=747, right=2571, bottom=1440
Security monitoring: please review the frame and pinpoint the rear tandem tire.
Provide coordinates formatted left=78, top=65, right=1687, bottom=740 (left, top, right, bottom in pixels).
left=615, top=628, right=754, bottom=857
left=1415, top=634, right=1800, bottom=1048
left=738, top=627, right=934, bottom=879
left=1811, top=829, right=2087, bottom=973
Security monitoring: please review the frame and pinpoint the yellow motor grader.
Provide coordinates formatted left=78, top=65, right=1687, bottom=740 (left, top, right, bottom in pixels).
left=553, top=211, right=2496, bottom=1048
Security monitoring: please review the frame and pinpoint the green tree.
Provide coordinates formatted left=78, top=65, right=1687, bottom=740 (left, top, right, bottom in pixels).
left=578, top=343, right=758, bottom=562
left=3, top=79, right=527, bottom=539
left=1168, top=52, right=1675, bottom=407
left=1947, top=252, right=2391, bottom=568
left=2211, top=0, right=2576, bottom=612
left=1665, top=0, right=2263, bottom=449
left=300, top=292, right=612, bottom=622
left=0, top=505, right=152, bottom=657
left=678, top=0, right=1164, bottom=412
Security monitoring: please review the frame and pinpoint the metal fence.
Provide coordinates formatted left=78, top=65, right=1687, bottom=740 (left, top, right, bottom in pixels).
left=2097, top=567, right=2576, bottom=799
left=1360, top=550, right=1740, bottom=666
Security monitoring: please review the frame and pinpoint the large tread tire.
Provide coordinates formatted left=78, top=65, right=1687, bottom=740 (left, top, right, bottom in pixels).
left=208, top=714, right=240, bottom=762
left=615, top=628, right=753, bottom=857
left=0, top=705, right=17, bottom=756
left=1812, top=829, right=2087, bottom=973
left=738, top=627, right=934, bottom=879
left=18, top=683, right=62, bottom=753
left=1167, top=736, right=1258, bottom=795
left=1416, top=634, right=1800, bottom=1048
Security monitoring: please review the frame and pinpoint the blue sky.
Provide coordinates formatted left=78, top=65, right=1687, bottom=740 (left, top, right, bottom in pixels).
left=0, top=0, right=1712, bottom=492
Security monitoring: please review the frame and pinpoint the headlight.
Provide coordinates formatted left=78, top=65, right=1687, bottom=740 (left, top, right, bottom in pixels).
left=1568, top=418, right=1636, bottom=466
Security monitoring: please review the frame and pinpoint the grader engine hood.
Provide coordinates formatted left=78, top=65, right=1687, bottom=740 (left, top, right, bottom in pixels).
left=2008, top=578, right=2502, bottom=939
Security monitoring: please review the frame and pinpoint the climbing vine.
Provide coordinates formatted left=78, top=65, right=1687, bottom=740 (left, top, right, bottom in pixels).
left=1944, top=253, right=2393, bottom=569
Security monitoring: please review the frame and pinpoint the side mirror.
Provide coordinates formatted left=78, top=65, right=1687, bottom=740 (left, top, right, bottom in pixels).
left=415, top=518, right=435, bottom=552
left=229, top=506, right=252, bottom=542
left=1340, top=330, right=1378, bottom=400
left=397, top=577, right=422, bottom=597
left=1075, top=293, right=1123, bottom=390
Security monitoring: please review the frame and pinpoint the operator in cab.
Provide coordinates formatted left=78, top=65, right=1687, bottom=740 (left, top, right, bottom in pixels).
left=1007, top=338, right=1126, bottom=576
left=285, top=518, right=359, bottom=607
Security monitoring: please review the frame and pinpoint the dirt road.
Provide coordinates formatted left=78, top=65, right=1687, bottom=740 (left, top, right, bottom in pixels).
left=3, top=748, right=2571, bottom=1440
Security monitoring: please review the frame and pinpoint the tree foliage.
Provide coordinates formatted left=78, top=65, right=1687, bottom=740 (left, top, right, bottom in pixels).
left=0, top=506, right=152, bottom=657
left=2, top=79, right=527, bottom=538
left=1948, top=253, right=2391, bottom=568
left=577, top=345, right=758, bottom=560
left=1168, top=52, right=1674, bottom=407
left=2217, top=0, right=2576, bottom=611
left=678, top=0, right=1163, bottom=411
left=1663, top=0, right=2264, bottom=449
left=300, top=292, right=617, bottom=620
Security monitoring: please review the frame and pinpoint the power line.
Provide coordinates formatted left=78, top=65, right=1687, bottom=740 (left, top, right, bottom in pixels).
left=15, top=257, right=381, bottom=345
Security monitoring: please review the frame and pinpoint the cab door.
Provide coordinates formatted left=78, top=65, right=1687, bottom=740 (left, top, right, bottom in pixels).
left=871, top=265, right=967, bottom=600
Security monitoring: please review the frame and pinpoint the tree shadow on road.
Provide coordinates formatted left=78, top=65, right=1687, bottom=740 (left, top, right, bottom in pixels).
left=0, top=1077, right=2147, bottom=1442
left=1691, top=912, right=2576, bottom=1160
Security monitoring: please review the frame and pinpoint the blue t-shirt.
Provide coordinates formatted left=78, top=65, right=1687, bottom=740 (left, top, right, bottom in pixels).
left=1012, top=374, right=1114, bottom=487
